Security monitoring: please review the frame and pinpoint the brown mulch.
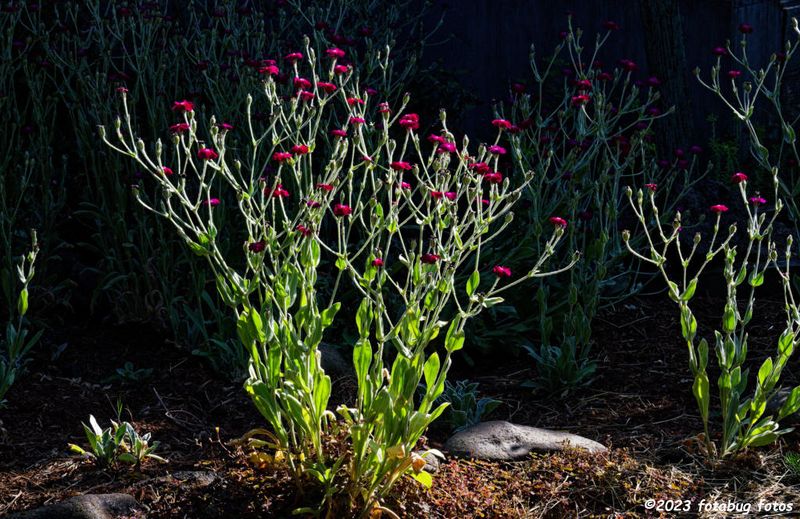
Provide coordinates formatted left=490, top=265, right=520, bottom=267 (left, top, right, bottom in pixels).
left=1, top=294, right=799, bottom=517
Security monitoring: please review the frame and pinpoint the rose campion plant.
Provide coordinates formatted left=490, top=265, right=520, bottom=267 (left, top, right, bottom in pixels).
left=623, top=171, right=800, bottom=458
left=101, top=38, right=575, bottom=516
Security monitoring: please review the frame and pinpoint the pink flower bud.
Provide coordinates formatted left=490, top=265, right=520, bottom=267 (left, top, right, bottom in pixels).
left=333, top=203, right=352, bottom=216
left=197, top=148, right=219, bottom=160
left=492, top=265, right=512, bottom=278
left=172, top=100, right=194, bottom=113
left=390, top=161, right=413, bottom=171
left=549, top=216, right=568, bottom=228
left=372, top=258, right=384, bottom=267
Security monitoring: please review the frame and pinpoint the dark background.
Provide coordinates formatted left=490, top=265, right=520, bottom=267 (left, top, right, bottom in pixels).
left=419, top=0, right=800, bottom=146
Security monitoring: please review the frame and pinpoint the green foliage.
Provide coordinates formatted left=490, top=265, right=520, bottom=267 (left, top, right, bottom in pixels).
left=110, top=362, right=154, bottom=383
left=434, top=380, right=501, bottom=432
left=624, top=172, right=800, bottom=458
left=697, top=18, right=800, bottom=229
left=0, top=232, right=41, bottom=407
left=102, top=34, right=573, bottom=514
left=785, top=451, right=800, bottom=477
left=481, top=18, right=702, bottom=390
left=69, top=413, right=166, bottom=468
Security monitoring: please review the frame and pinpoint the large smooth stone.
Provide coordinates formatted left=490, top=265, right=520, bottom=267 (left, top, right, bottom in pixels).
left=7, top=493, right=140, bottom=519
left=444, top=420, right=607, bottom=461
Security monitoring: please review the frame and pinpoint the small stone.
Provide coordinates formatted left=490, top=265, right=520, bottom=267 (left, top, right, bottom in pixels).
left=444, top=420, right=607, bottom=461
left=415, top=450, right=442, bottom=473
left=7, top=493, right=140, bottom=519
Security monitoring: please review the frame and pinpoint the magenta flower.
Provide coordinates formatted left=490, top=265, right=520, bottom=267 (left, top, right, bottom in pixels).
left=197, top=148, right=219, bottom=160
left=492, top=265, right=512, bottom=278
left=291, top=144, right=309, bottom=154
left=334, top=64, right=349, bottom=75
left=728, top=70, right=742, bottom=79
left=749, top=196, right=766, bottom=206
left=259, top=65, right=280, bottom=76
left=296, top=224, right=312, bottom=237
left=248, top=240, right=266, bottom=253
left=273, top=151, right=293, bottom=162
left=161, top=166, right=174, bottom=176
left=298, top=91, right=315, bottom=102
left=284, top=51, right=303, bottom=62
left=333, top=203, right=352, bottom=217
left=421, top=253, right=440, bottom=264
left=739, top=23, right=753, bottom=34
left=202, top=198, right=221, bottom=207
left=484, top=171, right=503, bottom=184
left=349, top=116, right=366, bottom=125
left=316, top=183, right=334, bottom=191
left=438, top=142, right=457, bottom=153
left=603, top=20, right=620, bottom=31
left=169, top=123, right=190, bottom=133
left=347, top=97, right=365, bottom=106
left=710, top=204, right=729, bottom=213
left=307, top=200, right=321, bottom=208
left=399, top=181, right=412, bottom=190
left=318, top=82, right=337, bottom=94
left=444, top=191, right=457, bottom=201
left=399, top=113, right=420, bottom=131
left=172, top=100, right=194, bottom=113
left=712, top=46, right=728, bottom=56
left=492, top=118, right=512, bottom=129
left=378, top=102, right=392, bottom=114
left=326, top=47, right=346, bottom=59
left=470, top=162, right=491, bottom=174
left=487, top=145, right=506, bottom=155
left=270, top=185, right=290, bottom=198
left=597, top=72, right=613, bottom=81
left=390, top=161, right=413, bottom=171
left=571, top=94, right=590, bottom=106
left=331, top=129, right=348, bottom=138
left=690, top=145, right=703, bottom=154
left=116, top=87, right=129, bottom=94
left=732, top=172, right=748, bottom=183
left=575, top=79, right=592, bottom=90
left=619, top=59, right=637, bottom=72
left=372, top=258, right=384, bottom=267
left=293, top=77, right=312, bottom=90
left=430, top=191, right=444, bottom=200
left=549, top=216, right=568, bottom=229
left=218, top=122, right=234, bottom=131
left=644, top=183, right=658, bottom=192
left=428, top=134, right=445, bottom=144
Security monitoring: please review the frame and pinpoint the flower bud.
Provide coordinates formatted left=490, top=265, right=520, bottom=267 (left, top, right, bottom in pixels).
left=115, top=117, right=122, bottom=130
left=136, top=139, right=145, bottom=151
left=98, top=126, right=106, bottom=139
left=694, top=232, right=702, bottom=244
left=622, top=229, right=630, bottom=242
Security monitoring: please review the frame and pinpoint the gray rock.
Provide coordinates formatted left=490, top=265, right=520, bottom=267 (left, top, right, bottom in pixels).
left=319, top=343, right=353, bottom=380
left=165, top=470, right=218, bottom=488
left=767, top=388, right=800, bottom=424
left=415, top=450, right=442, bottom=473
left=7, top=493, right=140, bottom=519
left=444, top=420, right=607, bottom=461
